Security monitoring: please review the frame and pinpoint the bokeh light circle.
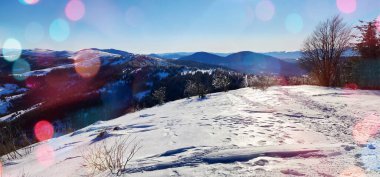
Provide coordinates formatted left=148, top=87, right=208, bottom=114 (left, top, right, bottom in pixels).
left=65, top=0, right=86, bottom=21
left=26, top=77, right=40, bottom=89
left=336, top=0, right=357, bottom=14
left=376, top=16, right=380, bottom=32
left=285, top=13, right=303, bottom=34
left=344, top=83, right=358, bottom=90
left=34, top=120, right=55, bottom=142
left=25, top=22, right=44, bottom=43
left=19, top=0, right=39, bottom=5
left=339, top=166, right=366, bottom=177
left=36, top=144, right=55, bottom=167
left=125, top=6, right=144, bottom=27
left=353, top=114, right=380, bottom=144
left=360, top=140, right=380, bottom=171
left=2, top=38, right=22, bottom=62
left=73, top=52, right=101, bottom=78
left=255, top=0, right=275, bottom=21
left=49, top=18, right=70, bottom=42
left=12, top=59, right=31, bottom=81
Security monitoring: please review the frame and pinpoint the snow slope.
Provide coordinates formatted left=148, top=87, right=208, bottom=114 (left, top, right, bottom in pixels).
left=2, top=86, right=380, bottom=177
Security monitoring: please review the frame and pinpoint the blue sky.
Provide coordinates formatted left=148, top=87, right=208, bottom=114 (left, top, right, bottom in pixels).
left=0, top=0, right=379, bottom=54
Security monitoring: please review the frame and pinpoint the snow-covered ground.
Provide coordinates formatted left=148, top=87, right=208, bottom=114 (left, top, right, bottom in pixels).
left=2, top=86, right=380, bottom=177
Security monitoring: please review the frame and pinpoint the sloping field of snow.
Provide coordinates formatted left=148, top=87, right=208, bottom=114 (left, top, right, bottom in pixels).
left=2, top=86, right=380, bottom=177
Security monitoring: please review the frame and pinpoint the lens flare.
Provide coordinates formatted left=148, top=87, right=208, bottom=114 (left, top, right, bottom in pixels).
left=65, top=0, right=86, bottom=21
left=26, top=77, right=40, bottom=89
left=336, top=0, right=356, bottom=14
left=45, top=70, right=70, bottom=89
left=2, top=38, right=22, bottom=62
left=344, top=83, right=358, bottom=90
left=285, top=13, right=303, bottom=34
left=25, top=22, right=44, bottom=43
left=376, top=16, right=380, bottom=32
left=353, top=114, right=380, bottom=144
left=34, top=120, right=54, bottom=142
left=12, top=59, right=31, bottom=81
left=73, top=52, right=101, bottom=78
left=255, top=0, right=275, bottom=21
left=360, top=140, right=380, bottom=171
left=245, top=6, right=255, bottom=25
left=19, top=0, right=39, bottom=5
left=36, top=144, right=55, bottom=167
left=49, top=18, right=70, bottom=42
left=125, top=6, right=144, bottom=27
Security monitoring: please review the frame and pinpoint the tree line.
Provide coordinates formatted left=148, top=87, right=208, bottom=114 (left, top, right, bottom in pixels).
left=300, top=15, right=380, bottom=89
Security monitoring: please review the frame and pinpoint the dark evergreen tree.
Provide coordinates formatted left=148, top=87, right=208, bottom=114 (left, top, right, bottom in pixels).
left=355, top=20, right=380, bottom=59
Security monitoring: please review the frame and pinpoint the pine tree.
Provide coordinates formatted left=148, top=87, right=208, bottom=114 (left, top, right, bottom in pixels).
left=355, top=20, right=380, bottom=59
left=152, top=87, right=166, bottom=105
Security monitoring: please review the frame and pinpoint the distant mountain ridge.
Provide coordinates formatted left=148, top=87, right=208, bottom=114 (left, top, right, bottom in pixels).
left=263, top=51, right=302, bottom=60
left=150, top=51, right=303, bottom=60
left=178, top=51, right=305, bottom=76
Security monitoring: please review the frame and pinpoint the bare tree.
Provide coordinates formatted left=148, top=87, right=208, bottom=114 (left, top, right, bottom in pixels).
left=300, top=15, right=352, bottom=86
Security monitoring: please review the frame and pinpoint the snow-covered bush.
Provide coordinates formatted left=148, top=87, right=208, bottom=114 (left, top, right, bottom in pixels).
left=212, top=74, right=231, bottom=92
left=248, top=75, right=277, bottom=90
left=82, top=136, right=141, bottom=176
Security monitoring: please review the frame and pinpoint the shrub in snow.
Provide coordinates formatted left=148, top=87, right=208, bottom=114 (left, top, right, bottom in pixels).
left=82, top=136, right=141, bottom=176
left=0, top=123, right=33, bottom=160
left=248, top=75, right=276, bottom=90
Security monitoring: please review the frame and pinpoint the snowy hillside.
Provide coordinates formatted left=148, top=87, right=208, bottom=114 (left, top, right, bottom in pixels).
left=2, top=86, right=380, bottom=177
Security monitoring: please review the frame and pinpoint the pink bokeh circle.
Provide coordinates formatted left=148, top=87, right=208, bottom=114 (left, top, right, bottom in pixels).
left=36, top=144, right=55, bottom=167
left=336, top=0, right=357, bottom=14
left=65, top=0, right=86, bottom=21
left=19, top=0, right=39, bottom=5
left=34, top=120, right=55, bottom=142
